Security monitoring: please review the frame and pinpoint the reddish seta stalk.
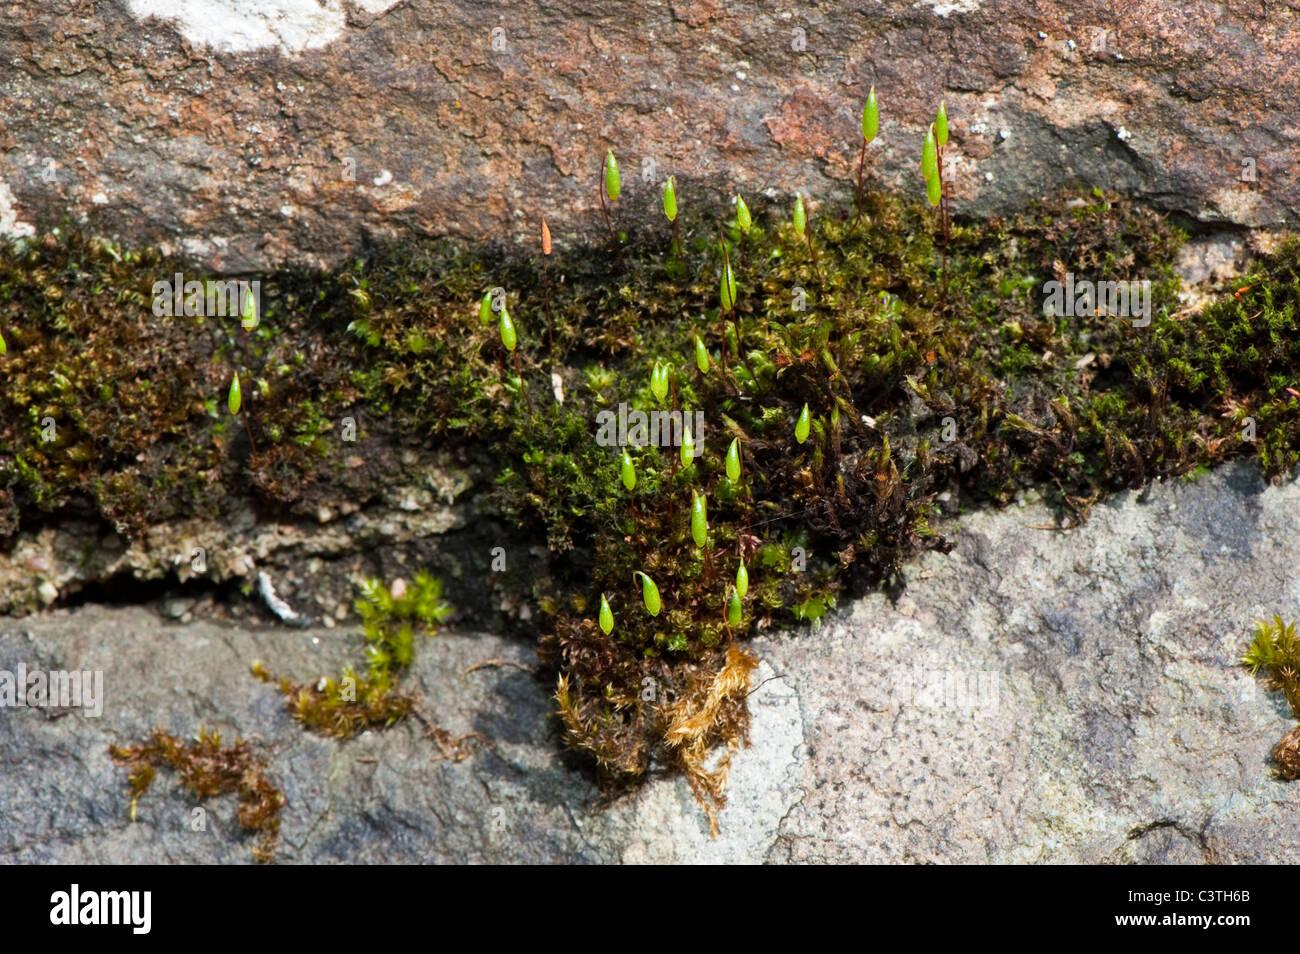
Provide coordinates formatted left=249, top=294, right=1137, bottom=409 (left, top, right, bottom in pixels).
left=599, top=168, right=617, bottom=247
left=852, top=136, right=868, bottom=228
left=938, top=144, right=951, bottom=296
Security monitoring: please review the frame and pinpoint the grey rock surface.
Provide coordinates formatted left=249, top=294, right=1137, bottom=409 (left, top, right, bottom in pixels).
left=2, top=461, right=1298, bottom=863
left=0, top=1, right=1296, bottom=271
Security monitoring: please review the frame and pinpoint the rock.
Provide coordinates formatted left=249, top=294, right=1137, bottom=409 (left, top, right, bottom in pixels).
left=1, top=462, right=1298, bottom=862
left=0, top=454, right=476, bottom=615
left=1176, top=232, right=1247, bottom=288
left=159, top=594, right=196, bottom=620
left=762, top=463, right=1300, bottom=863
left=0, top=2, right=1296, bottom=271
left=0, top=607, right=801, bottom=863
left=35, top=580, right=58, bottom=607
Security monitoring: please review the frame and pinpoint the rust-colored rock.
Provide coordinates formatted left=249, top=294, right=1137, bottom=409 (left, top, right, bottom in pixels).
left=0, top=0, right=1296, bottom=271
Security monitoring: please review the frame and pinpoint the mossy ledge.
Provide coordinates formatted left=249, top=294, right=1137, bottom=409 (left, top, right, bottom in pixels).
left=5, top=188, right=1300, bottom=822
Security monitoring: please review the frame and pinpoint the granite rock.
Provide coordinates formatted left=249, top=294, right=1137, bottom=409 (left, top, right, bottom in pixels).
left=0, top=1, right=1295, bottom=271
left=2, top=463, right=1297, bottom=863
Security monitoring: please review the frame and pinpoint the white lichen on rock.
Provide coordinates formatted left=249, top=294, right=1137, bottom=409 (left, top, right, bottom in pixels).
left=914, top=0, right=983, bottom=16
left=125, top=0, right=402, bottom=54
left=0, top=181, right=35, bottom=239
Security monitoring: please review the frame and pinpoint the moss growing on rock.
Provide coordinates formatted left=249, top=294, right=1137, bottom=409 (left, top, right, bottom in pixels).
left=109, top=728, right=284, bottom=863
left=253, top=572, right=451, bottom=738
left=333, top=190, right=1300, bottom=816
left=1243, top=615, right=1300, bottom=780
left=7, top=187, right=1300, bottom=821
left=0, top=231, right=404, bottom=545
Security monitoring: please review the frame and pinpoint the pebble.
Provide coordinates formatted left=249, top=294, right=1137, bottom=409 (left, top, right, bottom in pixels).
left=160, top=594, right=197, bottom=620
left=36, top=580, right=58, bottom=606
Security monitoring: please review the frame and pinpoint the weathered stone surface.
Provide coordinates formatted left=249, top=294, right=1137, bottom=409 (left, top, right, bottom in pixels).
left=0, top=608, right=804, bottom=863
left=0, top=1, right=1295, bottom=272
left=0, top=452, right=485, bottom=616
left=764, top=464, right=1300, bottom=863
left=2, top=462, right=1298, bottom=863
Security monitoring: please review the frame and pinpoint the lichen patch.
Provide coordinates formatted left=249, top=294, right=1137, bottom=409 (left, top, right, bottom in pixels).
left=124, top=0, right=402, bottom=54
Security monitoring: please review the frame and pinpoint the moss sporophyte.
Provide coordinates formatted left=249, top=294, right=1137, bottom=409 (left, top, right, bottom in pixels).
left=734, top=194, right=752, bottom=232
left=7, top=90, right=1300, bottom=833
left=600, top=149, right=621, bottom=243
left=854, top=87, right=878, bottom=223
left=691, top=489, right=708, bottom=548
left=694, top=334, right=711, bottom=374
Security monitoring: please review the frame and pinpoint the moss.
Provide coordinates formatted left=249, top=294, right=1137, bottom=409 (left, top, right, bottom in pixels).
left=1273, top=726, right=1300, bottom=781
left=0, top=232, right=377, bottom=535
left=7, top=187, right=1300, bottom=822
left=1243, top=615, right=1300, bottom=717
left=347, top=191, right=1298, bottom=812
left=1242, top=615, right=1300, bottom=779
left=253, top=571, right=452, bottom=739
left=108, top=728, right=284, bottom=863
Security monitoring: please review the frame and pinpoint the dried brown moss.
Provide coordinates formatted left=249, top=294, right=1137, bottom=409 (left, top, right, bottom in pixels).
left=1273, top=727, right=1300, bottom=781
left=108, top=728, right=284, bottom=863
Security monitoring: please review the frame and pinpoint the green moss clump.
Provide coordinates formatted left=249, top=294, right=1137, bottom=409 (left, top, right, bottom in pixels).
left=255, top=572, right=451, bottom=738
left=0, top=232, right=371, bottom=540
left=0, top=235, right=222, bottom=533
left=9, top=186, right=1300, bottom=819
left=109, top=728, right=284, bottom=863
left=347, top=189, right=1191, bottom=805
left=1244, top=615, right=1300, bottom=716
left=1146, top=245, right=1300, bottom=476
left=1243, top=616, right=1300, bottom=780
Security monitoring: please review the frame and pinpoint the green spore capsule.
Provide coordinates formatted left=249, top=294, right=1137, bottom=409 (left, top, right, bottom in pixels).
left=926, top=170, right=942, bottom=207
left=735, top=194, right=752, bottom=232
left=691, top=490, right=708, bottom=548
left=0, top=330, right=6, bottom=356
left=694, top=334, right=711, bottom=374
left=935, top=101, right=949, bottom=149
left=727, top=587, right=742, bottom=628
left=650, top=361, right=670, bottom=403
left=793, top=193, right=807, bottom=237
left=795, top=403, right=811, bottom=444
left=479, top=290, right=494, bottom=325
left=240, top=288, right=258, bottom=331
left=719, top=260, right=737, bottom=312
left=862, top=86, right=878, bottom=143
left=725, top=437, right=741, bottom=482
left=228, top=373, right=242, bottom=416
left=598, top=594, right=614, bottom=635
left=620, top=448, right=637, bottom=491
left=498, top=304, right=517, bottom=352
left=604, top=149, right=621, bottom=201
left=680, top=421, right=695, bottom=468
left=922, top=125, right=938, bottom=183
left=735, top=559, right=749, bottom=598
left=662, top=175, right=677, bottom=222
left=635, top=571, right=661, bottom=616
